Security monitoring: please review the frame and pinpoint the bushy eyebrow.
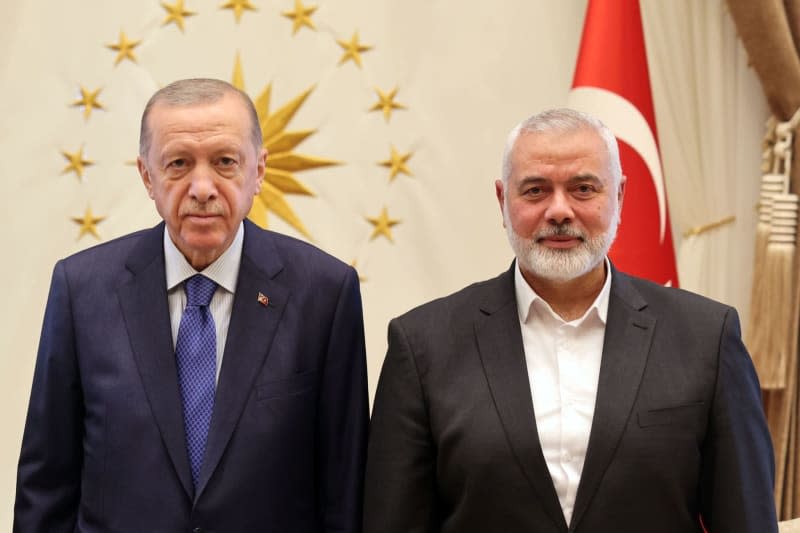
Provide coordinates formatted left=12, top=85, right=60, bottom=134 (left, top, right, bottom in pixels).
left=568, top=174, right=604, bottom=188
left=516, top=176, right=547, bottom=189
left=516, top=174, right=604, bottom=188
left=158, top=141, right=246, bottom=159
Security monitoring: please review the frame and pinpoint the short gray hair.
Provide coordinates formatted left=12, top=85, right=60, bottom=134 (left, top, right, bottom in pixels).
left=500, top=108, right=621, bottom=186
left=139, top=78, right=262, bottom=158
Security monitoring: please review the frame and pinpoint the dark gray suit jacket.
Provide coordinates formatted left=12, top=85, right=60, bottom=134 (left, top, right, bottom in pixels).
left=364, top=262, right=776, bottom=533
left=15, top=220, right=369, bottom=532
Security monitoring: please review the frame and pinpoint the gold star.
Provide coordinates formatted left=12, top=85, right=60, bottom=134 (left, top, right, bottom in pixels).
left=61, top=147, right=94, bottom=180
left=106, top=30, right=141, bottom=66
left=369, top=86, right=406, bottom=122
left=232, top=53, right=340, bottom=239
left=378, top=145, right=413, bottom=181
left=72, top=206, right=105, bottom=240
left=366, top=207, right=401, bottom=243
left=71, top=86, right=105, bottom=121
left=220, top=0, right=257, bottom=23
left=337, top=31, right=372, bottom=68
left=282, top=0, right=317, bottom=34
left=161, top=0, right=196, bottom=31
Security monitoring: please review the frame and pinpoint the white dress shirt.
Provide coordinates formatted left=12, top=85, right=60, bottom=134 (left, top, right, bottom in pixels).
left=514, top=258, right=612, bottom=525
left=164, top=223, right=243, bottom=381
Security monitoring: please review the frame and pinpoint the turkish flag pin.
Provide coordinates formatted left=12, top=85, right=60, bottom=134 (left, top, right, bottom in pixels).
left=257, top=292, right=269, bottom=307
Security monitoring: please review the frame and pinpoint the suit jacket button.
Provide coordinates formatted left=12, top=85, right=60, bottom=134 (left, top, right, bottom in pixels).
left=192, top=528, right=203, bottom=533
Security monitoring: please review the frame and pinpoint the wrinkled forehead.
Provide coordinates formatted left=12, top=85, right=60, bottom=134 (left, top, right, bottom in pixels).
left=510, top=127, right=612, bottom=177
left=149, top=103, right=255, bottom=150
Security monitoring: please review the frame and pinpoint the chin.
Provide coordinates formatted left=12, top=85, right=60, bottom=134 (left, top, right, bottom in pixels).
left=521, top=249, right=599, bottom=282
left=508, top=230, right=612, bottom=283
left=180, top=232, right=228, bottom=252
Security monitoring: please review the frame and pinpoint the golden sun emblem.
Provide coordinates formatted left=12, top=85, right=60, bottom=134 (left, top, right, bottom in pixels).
left=231, top=53, right=339, bottom=239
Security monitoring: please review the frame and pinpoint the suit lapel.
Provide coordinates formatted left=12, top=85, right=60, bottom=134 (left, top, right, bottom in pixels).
left=474, top=265, right=568, bottom=532
left=118, top=223, right=195, bottom=499
left=195, top=221, right=289, bottom=498
left=570, top=269, right=655, bottom=530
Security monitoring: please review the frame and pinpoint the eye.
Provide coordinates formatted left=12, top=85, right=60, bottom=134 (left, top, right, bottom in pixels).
left=218, top=156, right=238, bottom=167
left=524, top=186, right=543, bottom=196
left=573, top=183, right=597, bottom=197
left=167, top=158, right=187, bottom=169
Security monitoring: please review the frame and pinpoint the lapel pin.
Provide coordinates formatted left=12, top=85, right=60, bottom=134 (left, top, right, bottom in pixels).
left=257, top=292, right=269, bottom=307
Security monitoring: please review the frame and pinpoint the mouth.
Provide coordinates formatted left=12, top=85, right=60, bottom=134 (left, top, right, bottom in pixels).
left=541, top=234, right=579, bottom=242
left=183, top=213, right=222, bottom=224
left=535, top=227, right=585, bottom=249
left=538, top=236, right=583, bottom=249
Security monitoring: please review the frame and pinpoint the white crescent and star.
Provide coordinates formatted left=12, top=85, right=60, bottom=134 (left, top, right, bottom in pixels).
left=568, top=86, right=667, bottom=243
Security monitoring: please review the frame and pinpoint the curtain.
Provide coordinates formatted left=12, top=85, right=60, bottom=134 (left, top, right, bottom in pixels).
left=641, top=0, right=767, bottom=318
left=726, top=0, right=800, bottom=518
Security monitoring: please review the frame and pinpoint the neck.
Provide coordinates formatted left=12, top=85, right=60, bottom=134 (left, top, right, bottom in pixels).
left=169, top=233, right=231, bottom=272
left=184, top=253, right=217, bottom=271
left=522, top=260, right=607, bottom=321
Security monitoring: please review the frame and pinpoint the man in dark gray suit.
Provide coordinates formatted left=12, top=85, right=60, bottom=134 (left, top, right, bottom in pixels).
left=363, top=108, right=776, bottom=533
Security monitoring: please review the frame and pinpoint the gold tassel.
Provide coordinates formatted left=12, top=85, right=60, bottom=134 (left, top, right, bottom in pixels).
left=761, top=194, right=798, bottom=389
left=748, top=176, right=792, bottom=387
left=763, top=199, right=799, bottom=510
left=756, top=111, right=800, bottom=520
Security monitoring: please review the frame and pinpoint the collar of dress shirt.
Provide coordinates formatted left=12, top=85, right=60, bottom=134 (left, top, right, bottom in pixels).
left=514, top=256, right=612, bottom=326
left=163, top=222, right=243, bottom=294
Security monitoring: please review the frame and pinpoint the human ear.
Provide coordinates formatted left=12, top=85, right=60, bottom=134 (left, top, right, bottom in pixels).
left=495, top=179, right=507, bottom=227
left=254, top=148, right=268, bottom=195
left=137, top=157, right=155, bottom=199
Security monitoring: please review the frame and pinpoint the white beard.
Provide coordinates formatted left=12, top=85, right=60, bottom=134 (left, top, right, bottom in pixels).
left=504, top=208, right=619, bottom=283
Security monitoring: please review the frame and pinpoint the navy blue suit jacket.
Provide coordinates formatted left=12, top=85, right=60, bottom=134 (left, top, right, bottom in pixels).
left=15, top=220, right=369, bottom=532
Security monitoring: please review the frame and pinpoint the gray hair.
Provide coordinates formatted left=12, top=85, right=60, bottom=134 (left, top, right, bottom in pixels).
left=500, top=108, right=622, bottom=186
left=139, top=78, right=262, bottom=158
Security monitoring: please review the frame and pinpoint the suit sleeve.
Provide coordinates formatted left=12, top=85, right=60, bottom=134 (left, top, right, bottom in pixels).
left=699, top=307, right=778, bottom=532
left=363, top=317, right=439, bottom=533
left=14, top=261, right=83, bottom=533
left=317, top=267, right=369, bottom=533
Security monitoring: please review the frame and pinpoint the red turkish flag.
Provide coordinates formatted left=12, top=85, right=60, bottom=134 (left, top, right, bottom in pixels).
left=568, top=0, right=679, bottom=286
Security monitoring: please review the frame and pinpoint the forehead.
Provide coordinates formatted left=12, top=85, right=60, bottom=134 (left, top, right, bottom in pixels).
left=147, top=93, right=251, bottom=143
left=511, top=127, right=609, bottom=175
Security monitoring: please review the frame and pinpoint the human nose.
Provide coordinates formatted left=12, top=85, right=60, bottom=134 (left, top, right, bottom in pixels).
left=188, top=163, right=218, bottom=202
left=544, top=189, right=574, bottom=225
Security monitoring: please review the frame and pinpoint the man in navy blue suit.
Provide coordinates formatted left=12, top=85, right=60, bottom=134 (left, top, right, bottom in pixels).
left=15, top=78, right=368, bottom=532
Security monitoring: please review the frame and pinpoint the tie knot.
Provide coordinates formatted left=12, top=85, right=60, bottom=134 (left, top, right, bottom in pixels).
left=184, top=275, right=217, bottom=307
